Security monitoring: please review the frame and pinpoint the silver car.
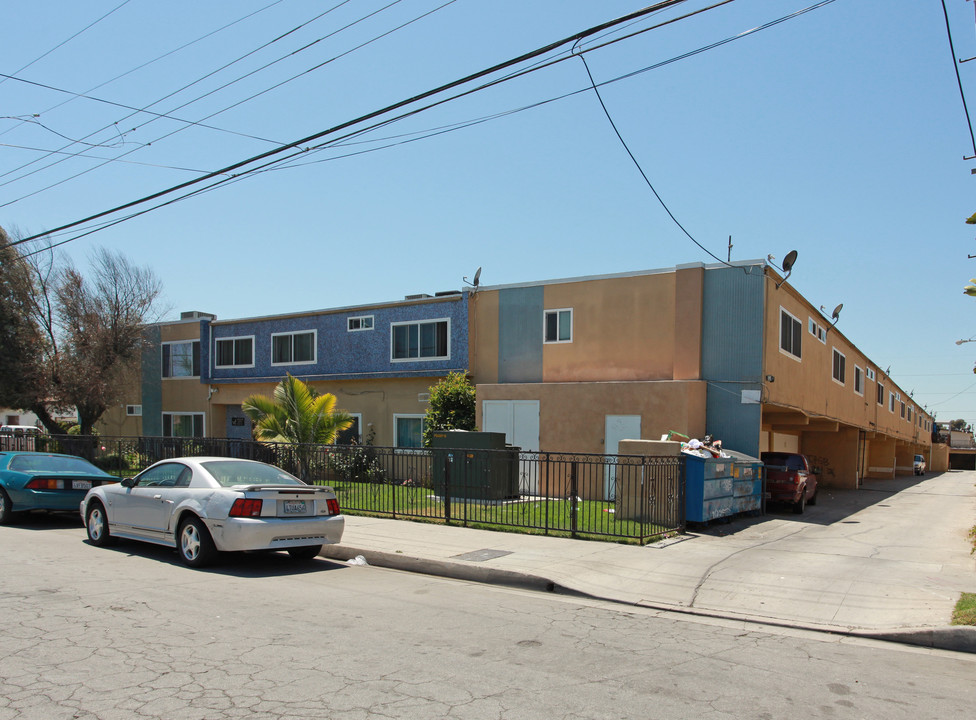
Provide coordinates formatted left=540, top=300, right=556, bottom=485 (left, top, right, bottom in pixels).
left=81, top=457, right=344, bottom=567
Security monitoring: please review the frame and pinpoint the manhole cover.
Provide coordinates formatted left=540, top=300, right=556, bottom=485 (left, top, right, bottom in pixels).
left=452, top=549, right=513, bottom=562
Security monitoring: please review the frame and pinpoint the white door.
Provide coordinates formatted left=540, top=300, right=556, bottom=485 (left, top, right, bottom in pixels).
left=482, top=400, right=540, bottom=495
left=604, top=415, right=641, bottom=501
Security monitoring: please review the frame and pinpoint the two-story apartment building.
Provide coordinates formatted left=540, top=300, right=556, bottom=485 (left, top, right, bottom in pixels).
left=471, top=260, right=932, bottom=490
left=101, top=259, right=931, bottom=490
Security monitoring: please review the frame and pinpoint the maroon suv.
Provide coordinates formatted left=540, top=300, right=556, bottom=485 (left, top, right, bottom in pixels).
left=760, top=452, right=819, bottom=514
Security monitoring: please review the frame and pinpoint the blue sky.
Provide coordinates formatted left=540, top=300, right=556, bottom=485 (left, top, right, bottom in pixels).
left=3, top=0, right=976, bottom=426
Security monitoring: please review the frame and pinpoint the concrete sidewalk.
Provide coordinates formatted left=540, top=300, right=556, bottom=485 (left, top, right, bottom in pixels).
left=322, top=470, right=976, bottom=653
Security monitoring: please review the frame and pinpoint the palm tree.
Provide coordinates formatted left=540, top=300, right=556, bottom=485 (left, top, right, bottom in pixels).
left=242, top=374, right=353, bottom=482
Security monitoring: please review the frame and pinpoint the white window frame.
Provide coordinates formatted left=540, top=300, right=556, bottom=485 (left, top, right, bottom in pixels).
left=889, top=391, right=895, bottom=413
left=831, top=348, right=846, bottom=386
left=270, top=329, right=317, bottom=366
left=390, top=319, right=451, bottom=362
left=866, top=367, right=876, bottom=381
left=336, top=413, right=363, bottom=445
left=214, top=335, right=255, bottom=369
left=393, top=413, right=426, bottom=450
left=854, top=365, right=864, bottom=396
left=544, top=308, right=573, bottom=344
left=807, top=317, right=826, bottom=343
left=779, top=308, right=802, bottom=361
left=877, top=382, right=885, bottom=406
left=162, top=412, right=205, bottom=438
left=161, top=340, right=200, bottom=379
left=348, top=316, right=374, bottom=332
left=126, top=405, right=142, bottom=417
left=908, top=406, right=913, bottom=423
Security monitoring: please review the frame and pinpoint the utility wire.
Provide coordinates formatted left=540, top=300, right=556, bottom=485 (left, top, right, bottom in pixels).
left=9, top=0, right=692, bottom=248
left=0, top=0, right=133, bottom=87
left=941, top=0, right=976, bottom=158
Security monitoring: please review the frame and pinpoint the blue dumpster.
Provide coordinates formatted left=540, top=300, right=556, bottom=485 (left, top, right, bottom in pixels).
left=684, top=450, right=762, bottom=523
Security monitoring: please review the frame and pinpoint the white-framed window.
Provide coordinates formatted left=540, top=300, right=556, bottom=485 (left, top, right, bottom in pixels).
left=854, top=365, right=863, bottom=395
left=214, top=336, right=254, bottom=368
left=394, top=414, right=426, bottom=449
left=162, top=412, right=204, bottom=438
left=877, top=382, right=885, bottom=406
left=544, top=308, right=573, bottom=344
left=348, top=316, right=374, bottom=332
left=908, top=406, right=913, bottom=423
left=779, top=308, right=802, bottom=360
left=866, top=367, right=876, bottom=381
left=807, top=317, right=826, bottom=343
left=832, top=348, right=846, bottom=385
left=271, top=330, right=316, bottom=365
left=336, top=413, right=363, bottom=445
left=126, top=405, right=142, bottom=416
left=900, top=401, right=906, bottom=419
left=162, top=340, right=200, bottom=378
left=391, top=319, right=450, bottom=361
left=889, top=392, right=895, bottom=412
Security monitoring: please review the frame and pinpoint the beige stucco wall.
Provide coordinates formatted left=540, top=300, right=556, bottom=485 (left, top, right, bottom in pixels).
left=476, top=380, right=706, bottom=455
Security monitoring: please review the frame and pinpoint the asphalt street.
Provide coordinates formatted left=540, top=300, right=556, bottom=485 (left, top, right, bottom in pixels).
left=1, top=516, right=974, bottom=719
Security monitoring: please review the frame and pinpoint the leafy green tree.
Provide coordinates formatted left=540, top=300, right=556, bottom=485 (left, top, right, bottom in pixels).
left=422, top=371, right=476, bottom=447
left=242, top=374, right=353, bottom=481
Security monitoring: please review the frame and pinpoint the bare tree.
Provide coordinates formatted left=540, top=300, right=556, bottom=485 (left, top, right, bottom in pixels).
left=0, top=228, right=164, bottom=435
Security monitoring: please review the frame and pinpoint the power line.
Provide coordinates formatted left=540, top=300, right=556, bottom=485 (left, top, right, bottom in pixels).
left=941, top=0, right=976, bottom=158
left=9, top=0, right=695, bottom=248
left=0, top=0, right=134, bottom=87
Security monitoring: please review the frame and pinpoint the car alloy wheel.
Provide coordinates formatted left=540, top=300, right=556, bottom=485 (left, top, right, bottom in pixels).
left=178, top=517, right=216, bottom=568
left=86, top=502, right=114, bottom=546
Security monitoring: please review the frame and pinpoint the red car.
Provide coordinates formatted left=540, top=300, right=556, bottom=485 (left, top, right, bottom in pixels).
left=761, top=452, right=818, bottom=514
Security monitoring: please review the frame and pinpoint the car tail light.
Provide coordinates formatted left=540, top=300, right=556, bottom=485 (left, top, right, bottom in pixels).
left=26, top=478, right=64, bottom=490
left=327, top=498, right=340, bottom=516
left=229, top=498, right=263, bottom=517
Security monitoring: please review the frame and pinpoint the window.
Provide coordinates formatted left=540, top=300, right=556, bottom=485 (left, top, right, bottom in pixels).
left=779, top=309, right=802, bottom=360
left=162, top=340, right=200, bottom=378
left=215, top=336, right=254, bottom=368
left=136, top=463, right=192, bottom=488
left=832, top=348, right=846, bottom=385
left=394, top=415, right=426, bottom=449
left=126, top=405, right=142, bottom=416
left=889, top=392, right=895, bottom=412
left=271, top=330, right=316, bottom=365
left=900, top=402, right=906, bottom=419
left=348, top=316, right=374, bottom=332
left=877, top=383, right=885, bottom=406
left=866, top=367, right=876, bottom=381
left=854, top=365, right=863, bottom=395
left=391, top=320, right=449, bottom=361
left=544, top=308, right=573, bottom=343
left=336, top=414, right=362, bottom=445
left=908, top=406, right=913, bottom=423
left=807, top=317, right=826, bottom=343
left=162, top=412, right=204, bottom=438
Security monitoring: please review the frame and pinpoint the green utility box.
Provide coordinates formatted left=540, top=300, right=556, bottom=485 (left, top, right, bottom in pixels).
left=430, top=431, right=520, bottom=500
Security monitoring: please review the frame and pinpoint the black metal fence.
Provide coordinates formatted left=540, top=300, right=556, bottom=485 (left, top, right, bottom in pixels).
left=1, top=434, right=684, bottom=543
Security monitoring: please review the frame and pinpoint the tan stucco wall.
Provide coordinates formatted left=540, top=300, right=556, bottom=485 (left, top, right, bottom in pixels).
left=468, top=290, right=498, bottom=384
left=762, top=274, right=931, bottom=449
left=802, top=427, right=860, bottom=490
left=476, top=380, right=707, bottom=455
left=211, top=376, right=443, bottom=446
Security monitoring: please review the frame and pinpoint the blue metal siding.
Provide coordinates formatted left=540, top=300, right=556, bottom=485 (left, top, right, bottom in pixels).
left=208, top=296, right=468, bottom=382
left=701, top=266, right=765, bottom=457
left=140, top=325, right=162, bottom=436
left=498, top=286, right=543, bottom=383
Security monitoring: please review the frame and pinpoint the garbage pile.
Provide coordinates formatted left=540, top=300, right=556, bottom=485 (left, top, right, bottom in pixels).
left=661, top=430, right=731, bottom=459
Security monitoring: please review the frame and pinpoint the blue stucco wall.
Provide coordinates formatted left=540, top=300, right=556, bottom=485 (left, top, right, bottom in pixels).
left=498, top=286, right=544, bottom=383
left=701, top=265, right=765, bottom=457
left=206, top=295, right=468, bottom=383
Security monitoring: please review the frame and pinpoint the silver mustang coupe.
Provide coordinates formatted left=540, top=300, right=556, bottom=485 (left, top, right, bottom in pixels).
left=81, top=457, right=344, bottom=567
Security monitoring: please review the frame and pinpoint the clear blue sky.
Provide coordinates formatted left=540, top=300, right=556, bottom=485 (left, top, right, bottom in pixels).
left=3, top=0, right=976, bottom=427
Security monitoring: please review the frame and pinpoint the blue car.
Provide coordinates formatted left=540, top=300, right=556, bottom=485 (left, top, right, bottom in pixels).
left=0, top=451, right=117, bottom=524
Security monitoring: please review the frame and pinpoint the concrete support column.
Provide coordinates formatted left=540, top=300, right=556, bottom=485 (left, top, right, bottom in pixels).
left=865, top=438, right=896, bottom=480
left=895, top=444, right=915, bottom=477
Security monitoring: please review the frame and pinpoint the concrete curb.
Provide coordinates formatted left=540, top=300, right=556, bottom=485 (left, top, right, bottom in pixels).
left=321, top=544, right=976, bottom=655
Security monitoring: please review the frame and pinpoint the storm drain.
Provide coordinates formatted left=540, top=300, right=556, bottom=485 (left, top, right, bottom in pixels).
left=451, top=549, right=513, bottom=562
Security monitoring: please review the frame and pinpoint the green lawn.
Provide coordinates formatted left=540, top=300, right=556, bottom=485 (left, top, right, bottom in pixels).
left=952, top=593, right=976, bottom=626
left=330, top=481, right=676, bottom=544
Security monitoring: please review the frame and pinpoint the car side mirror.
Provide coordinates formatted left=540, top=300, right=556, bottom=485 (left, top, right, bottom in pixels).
left=121, top=477, right=137, bottom=488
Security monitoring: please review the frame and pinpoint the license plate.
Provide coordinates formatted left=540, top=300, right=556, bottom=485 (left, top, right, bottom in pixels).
left=73, top=480, right=92, bottom=490
left=283, top=500, right=307, bottom=515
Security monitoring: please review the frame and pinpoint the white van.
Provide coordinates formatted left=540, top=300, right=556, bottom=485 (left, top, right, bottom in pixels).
left=0, top=424, right=43, bottom=436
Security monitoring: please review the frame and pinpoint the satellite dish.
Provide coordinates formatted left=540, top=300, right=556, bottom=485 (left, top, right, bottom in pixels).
left=831, top=303, right=843, bottom=321
left=473, top=267, right=481, bottom=287
left=774, top=250, right=798, bottom=289
left=782, top=250, right=798, bottom=273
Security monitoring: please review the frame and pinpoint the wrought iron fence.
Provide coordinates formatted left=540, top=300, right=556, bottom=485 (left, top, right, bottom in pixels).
left=1, top=434, right=684, bottom=543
